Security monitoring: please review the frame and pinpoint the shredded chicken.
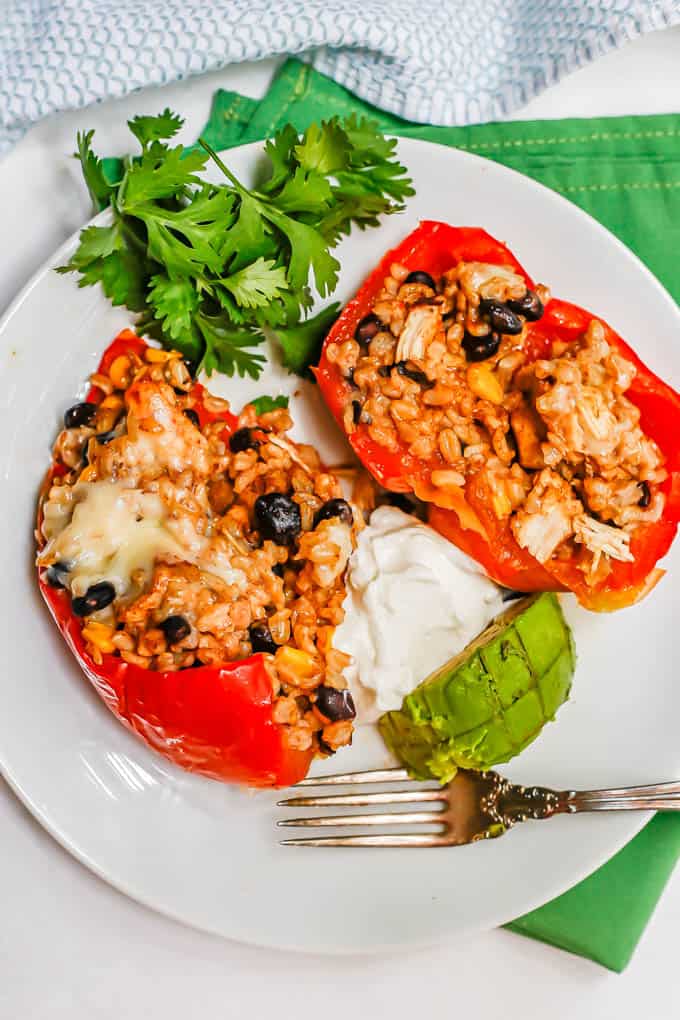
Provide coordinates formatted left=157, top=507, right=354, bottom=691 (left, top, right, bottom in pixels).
left=457, top=262, right=527, bottom=303
left=510, top=469, right=581, bottom=562
left=573, top=514, right=634, bottom=570
left=394, top=305, right=442, bottom=362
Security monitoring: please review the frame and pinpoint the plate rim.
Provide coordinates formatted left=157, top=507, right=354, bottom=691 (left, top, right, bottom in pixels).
left=0, top=135, right=673, bottom=952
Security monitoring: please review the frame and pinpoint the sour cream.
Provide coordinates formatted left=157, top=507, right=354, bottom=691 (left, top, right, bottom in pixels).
left=334, top=506, right=503, bottom=723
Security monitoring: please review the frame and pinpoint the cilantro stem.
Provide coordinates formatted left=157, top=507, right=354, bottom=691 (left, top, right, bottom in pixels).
left=198, top=138, right=244, bottom=192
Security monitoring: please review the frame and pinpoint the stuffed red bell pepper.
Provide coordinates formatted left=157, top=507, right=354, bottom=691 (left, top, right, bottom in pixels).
left=37, top=331, right=358, bottom=787
left=316, top=222, right=680, bottom=610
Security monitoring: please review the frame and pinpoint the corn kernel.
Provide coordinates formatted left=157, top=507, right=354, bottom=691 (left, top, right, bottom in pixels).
left=109, top=355, right=132, bottom=389
left=491, top=491, right=512, bottom=518
left=275, top=645, right=318, bottom=678
left=144, top=347, right=171, bottom=363
left=99, top=394, right=124, bottom=410
left=466, top=363, right=504, bottom=404
left=82, top=622, right=116, bottom=654
left=78, top=464, right=97, bottom=482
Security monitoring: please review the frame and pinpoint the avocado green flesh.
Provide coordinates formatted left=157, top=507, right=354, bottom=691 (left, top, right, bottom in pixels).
left=378, top=593, right=575, bottom=783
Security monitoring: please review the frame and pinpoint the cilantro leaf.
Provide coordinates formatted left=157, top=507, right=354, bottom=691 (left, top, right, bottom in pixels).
left=148, top=274, right=200, bottom=348
left=262, top=207, right=340, bottom=295
left=274, top=302, right=340, bottom=374
left=197, top=313, right=267, bottom=379
left=218, top=194, right=277, bottom=271
left=134, top=186, right=234, bottom=277
left=342, top=114, right=398, bottom=164
left=128, top=109, right=184, bottom=150
left=273, top=167, right=333, bottom=215
left=58, top=223, right=123, bottom=269
left=212, top=288, right=247, bottom=324
left=250, top=394, right=290, bottom=415
left=221, top=257, right=288, bottom=309
left=261, top=124, right=299, bottom=193
left=75, top=130, right=114, bottom=212
left=77, top=248, right=148, bottom=311
left=121, top=145, right=209, bottom=205
left=294, top=120, right=349, bottom=175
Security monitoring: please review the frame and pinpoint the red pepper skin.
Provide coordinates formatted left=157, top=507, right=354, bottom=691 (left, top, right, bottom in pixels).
left=316, top=223, right=680, bottom=610
left=39, top=583, right=312, bottom=787
left=38, top=331, right=313, bottom=787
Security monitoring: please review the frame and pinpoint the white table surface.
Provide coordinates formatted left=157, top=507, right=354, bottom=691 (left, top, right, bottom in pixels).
left=2, top=29, right=680, bottom=1019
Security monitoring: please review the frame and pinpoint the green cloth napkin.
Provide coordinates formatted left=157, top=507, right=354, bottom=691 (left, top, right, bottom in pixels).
left=204, top=58, right=680, bottom=971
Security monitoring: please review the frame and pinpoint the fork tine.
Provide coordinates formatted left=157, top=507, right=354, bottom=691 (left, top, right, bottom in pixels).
left=277, top=789, right=446, bottom=808
left=278, top=810, right=444, bottom=828
left=295, top=767, right=411, bottom=787
left=280, top=833, right=447, bottom=847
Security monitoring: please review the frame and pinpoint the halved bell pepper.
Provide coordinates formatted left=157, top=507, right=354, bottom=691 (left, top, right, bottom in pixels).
left=316, top=223, right=680, bottom=610
left=37, top=331, right=313, bottom=787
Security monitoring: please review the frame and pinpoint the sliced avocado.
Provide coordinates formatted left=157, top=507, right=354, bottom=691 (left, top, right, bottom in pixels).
left=378, top=593, right=575, bottom=783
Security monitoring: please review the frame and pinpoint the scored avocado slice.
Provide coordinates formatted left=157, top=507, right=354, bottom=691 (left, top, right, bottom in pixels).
left=378, top=593, right=575, bottom=783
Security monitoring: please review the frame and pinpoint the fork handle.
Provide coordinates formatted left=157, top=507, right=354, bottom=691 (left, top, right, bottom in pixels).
left=570, top=797, right=680, bottom=812
left=486, top=777, right=680, bottom=829
left=568, top=780, right=680, bottom=813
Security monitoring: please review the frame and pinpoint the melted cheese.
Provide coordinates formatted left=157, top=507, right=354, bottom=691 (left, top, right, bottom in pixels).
left=40, top=480, right=245, bottom=597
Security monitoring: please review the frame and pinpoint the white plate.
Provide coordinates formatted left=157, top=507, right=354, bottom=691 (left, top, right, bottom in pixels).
left=1, top=138, right=679, bottom=954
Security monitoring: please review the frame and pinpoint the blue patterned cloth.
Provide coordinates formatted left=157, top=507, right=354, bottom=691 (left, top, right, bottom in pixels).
left=2, top=0, right=679, bottom=153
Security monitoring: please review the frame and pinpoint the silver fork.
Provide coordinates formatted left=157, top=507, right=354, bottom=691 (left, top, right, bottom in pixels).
left=277, top=768, right=680, bottom=847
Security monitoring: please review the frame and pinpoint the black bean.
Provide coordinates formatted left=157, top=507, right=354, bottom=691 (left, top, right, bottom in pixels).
left=508, top=289, right=544, bottom=322
left=386, top=492, right=417, bottom=514
left=395, top=361, right=431, bottom=386
left=315, top=685, right=356, bottom=722
left=345, top=367, right=356, bottom=385
left=354, top=314, right=383, bottom=344
left=45, top=561, right=70, bottom=590
left=479, top=299, right=523, bottom=336
left=271, top=563, right=284, bottom=579
left=64, top=402, right=97, bottom=429
left=404, top=270, right=436, bottom=290
left=249, top=621, right=277, bottom=654
left=182, top=357, right=197, bottom=378
left=638, top=481, right=651, bottom=508
left=160, top=614, right=191, bottom=644
left=95, top=428, right=117, bottom=445
left=71, top=581, right=116, bottom=617
left=352, top=400, right=362, bottom=424
left=183, top=408, right=200, bottom=428
left=317, top=736, right=336, bottom=756
left=314, top=498, right=354, bottom=528
left=378, top=364, right=393, bottom=377
left=461, top=331, right=501, bottom=363
left=254, top=492, right=302, bottom=546
left=229, top=427, right=260, bottom=453
left=501, top=588, right=526, bottom=603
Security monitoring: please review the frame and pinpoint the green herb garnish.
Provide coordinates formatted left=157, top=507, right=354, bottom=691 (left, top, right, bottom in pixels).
left=250, top=394, right=290, bottom=415
left=59, top=111, right=413, bottom=379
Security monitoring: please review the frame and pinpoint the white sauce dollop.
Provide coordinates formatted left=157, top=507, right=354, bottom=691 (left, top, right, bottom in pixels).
left=334, top=506, right=503, bottom=723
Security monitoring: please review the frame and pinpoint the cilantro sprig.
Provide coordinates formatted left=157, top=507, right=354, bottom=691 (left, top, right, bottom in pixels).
left=59, top=110, right=414, bottom=379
